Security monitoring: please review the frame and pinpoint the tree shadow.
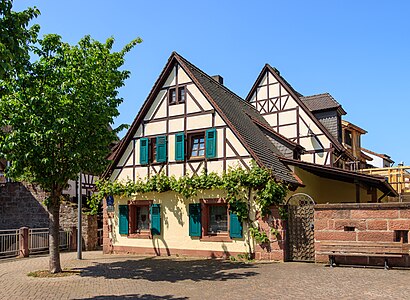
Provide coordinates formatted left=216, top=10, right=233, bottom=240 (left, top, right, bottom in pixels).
left=76, top=257, right=258, bottom=283
left=74, top=294, right=188, bottom=300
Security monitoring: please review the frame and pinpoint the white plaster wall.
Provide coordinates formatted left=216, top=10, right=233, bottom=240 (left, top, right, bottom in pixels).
left=177, top=66, right=191, bottom=85
left=145, top=121, right=166, bottom=136
left=144, top=90, right=167, bottom=121
left=169, top=118, right=184, bottom=133
left=226, top=128, right=248, bottom=156
left=186, top=114, right=212, bottom=130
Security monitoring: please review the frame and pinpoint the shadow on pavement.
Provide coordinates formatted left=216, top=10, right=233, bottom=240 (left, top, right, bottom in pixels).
left=74, top=294, right=188, bottom=300
left=77, top=257, right=258, bottom=283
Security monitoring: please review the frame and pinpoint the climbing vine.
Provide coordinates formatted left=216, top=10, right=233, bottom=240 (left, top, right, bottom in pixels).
left=89, top=162, right=288, bottom=245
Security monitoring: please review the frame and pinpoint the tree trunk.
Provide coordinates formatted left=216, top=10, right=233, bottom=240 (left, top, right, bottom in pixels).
left=48, top=191, right=62, bottom=273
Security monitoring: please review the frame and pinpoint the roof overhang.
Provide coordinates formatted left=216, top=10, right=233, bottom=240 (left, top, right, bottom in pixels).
left=280, top=157, right=398, bottom=197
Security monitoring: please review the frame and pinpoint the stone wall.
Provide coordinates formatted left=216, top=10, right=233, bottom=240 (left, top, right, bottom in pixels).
left=254, top=207, right=287, bottom=261
left=60, top=204, right=98, bottom=251
left=0, top=182, right=49, bottom=229
left=0, top=182, right=98, bottom=250
left=315, top=202, right=410, bottom=267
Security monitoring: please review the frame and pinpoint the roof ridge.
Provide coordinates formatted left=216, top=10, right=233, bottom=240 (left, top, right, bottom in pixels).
left=301, top=92, right=331, bottom=99
left=175, top=53, right=257, bottom=110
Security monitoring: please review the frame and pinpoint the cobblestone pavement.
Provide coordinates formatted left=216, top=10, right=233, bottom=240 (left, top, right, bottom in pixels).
left=1, top=251, right=410, bottom=300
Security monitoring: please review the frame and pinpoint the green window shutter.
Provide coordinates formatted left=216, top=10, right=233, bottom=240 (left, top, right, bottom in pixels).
left=119, top=205, right=129, bottom=235
left=150, top=204, right=161, bottom=235
left=175, top=133, right=185, bottom=161
left=205, top=128, right=217, bottom=159
left=156, top=136, right=167, bottom=163
left=189, top=203, right=201, bottom=237
left=229, top=212, right=243, bottom=238
left=140, top=138, right=149, bottom=165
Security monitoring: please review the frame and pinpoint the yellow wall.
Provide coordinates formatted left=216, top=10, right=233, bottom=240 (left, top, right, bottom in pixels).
left=289, top=167, right=381, bottom=204
left=109, top=189, right=253, bottom=254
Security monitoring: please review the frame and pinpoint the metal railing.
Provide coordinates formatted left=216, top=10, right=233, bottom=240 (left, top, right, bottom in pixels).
left=0, top=229, right=19, bottom=258
left=0, top=228, right=71, bottom=258
left=29, top=228, right=70, bottom=253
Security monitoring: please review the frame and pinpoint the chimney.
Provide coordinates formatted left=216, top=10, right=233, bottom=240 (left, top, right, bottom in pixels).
left=211, top=75, right=223, bottom=85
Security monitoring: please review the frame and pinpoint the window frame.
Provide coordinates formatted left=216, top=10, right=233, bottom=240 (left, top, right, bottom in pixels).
left=189, top=132, right=206, bottom=159
left=168, top=86, right=186, bottom=105
left=200, top=199, right=231, bottom=242
left=128, top=200, right=153, bottom=239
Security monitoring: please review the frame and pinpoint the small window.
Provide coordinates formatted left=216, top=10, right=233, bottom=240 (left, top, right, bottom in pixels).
left=169, top=88, right=176, bottom=105
left=190, top=134, right=205, bottom=158
left=178, top=87, right=186, bottom=103
left=395, top=230, right=408, bottom=243
left=208, top=205, right=228, bottom=234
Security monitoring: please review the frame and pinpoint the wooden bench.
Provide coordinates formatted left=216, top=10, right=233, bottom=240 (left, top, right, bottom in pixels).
left=318, top=241, right=408, bottom=269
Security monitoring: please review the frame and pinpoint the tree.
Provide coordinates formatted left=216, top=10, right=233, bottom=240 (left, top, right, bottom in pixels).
left=0, top=0, right=40, bottom=80
left=0, top=31, right=141, bottom=272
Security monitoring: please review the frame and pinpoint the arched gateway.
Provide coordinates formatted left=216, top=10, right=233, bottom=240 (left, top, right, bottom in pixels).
left=286, top=193, right=315, bottom=262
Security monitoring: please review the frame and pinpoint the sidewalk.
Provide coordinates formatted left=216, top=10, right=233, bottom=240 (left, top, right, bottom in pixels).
left=0, top=251, right=409, bottom=299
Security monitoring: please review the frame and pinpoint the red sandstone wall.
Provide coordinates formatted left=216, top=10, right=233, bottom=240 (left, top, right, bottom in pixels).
left=315, top=203, right=410, bottom=267
left=254, top=207, right=286, bottom=261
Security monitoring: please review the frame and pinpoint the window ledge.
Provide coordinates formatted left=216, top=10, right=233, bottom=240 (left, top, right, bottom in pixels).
left=200, top=235, right=232, bottom=243
left=150, top=162, right=166, bottom=166
left=128, top=232, right=151, bottom=239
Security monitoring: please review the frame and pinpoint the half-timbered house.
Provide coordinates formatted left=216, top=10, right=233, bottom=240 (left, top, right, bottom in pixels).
left=103, top=52, right=396, bottom=259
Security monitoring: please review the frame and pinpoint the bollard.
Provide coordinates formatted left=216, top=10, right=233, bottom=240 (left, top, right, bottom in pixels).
left=19, top=227, right=29, bottom=258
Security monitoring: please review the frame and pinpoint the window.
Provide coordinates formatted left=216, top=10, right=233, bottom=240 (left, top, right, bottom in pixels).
left=187, top=129, right=217, bottom=160
left=168, top=88, right=176, bottom=104
left=140, top=136, right=167, bottom=165
left=129, top=203, right=151, bottom=237
left=190, top=133, right=205, bottom=158
left=178, top=87, right=186, bottom=103
left=344, top=129, right=352, bottom=146
left=190, top=199, right=242, bottom=240
left=208, top=205, right=228, bottom=234
left=119, top=201, right=162, bottom=238
left=150, top=138, right=157, bottom=163
left=135, top=206, right=150, bottom=231
left=168, top=86, right=186, bottom=105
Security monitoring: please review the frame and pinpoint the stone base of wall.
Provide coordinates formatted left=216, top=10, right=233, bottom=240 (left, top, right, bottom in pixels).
left=111, top=245, right=242, bottom=259
left=315, top=202, right=410, bottom=268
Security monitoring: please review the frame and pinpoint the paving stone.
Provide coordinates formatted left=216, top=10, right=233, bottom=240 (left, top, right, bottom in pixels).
left=0, top=251, right=409, bottom=299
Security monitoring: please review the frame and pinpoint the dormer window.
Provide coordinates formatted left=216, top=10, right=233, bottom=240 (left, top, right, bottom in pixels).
left=344, top=129, right=352, bottom=147
left=168, top=86, right=186, bottom=105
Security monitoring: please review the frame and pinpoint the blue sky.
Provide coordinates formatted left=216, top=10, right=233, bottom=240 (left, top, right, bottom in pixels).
left=14, top=1, right=410, bottom=165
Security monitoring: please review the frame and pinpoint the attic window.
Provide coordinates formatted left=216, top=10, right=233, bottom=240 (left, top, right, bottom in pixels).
left=169, top=88, right=176, bottom=105
left=169, top=86, right=186, bottom=105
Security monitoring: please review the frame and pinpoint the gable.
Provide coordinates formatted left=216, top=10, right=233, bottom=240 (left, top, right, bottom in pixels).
left=107, top=57, right=254, bottom=182
left=246, top=66, right=344, bottom=166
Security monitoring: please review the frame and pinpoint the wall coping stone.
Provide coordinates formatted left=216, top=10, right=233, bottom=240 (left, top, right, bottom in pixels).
left=315, top=202, right=410, bottom=210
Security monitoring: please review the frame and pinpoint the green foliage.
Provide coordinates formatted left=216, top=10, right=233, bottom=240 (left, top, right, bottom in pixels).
left=0, top=0, right=40, bottom=80
left=0, top=33, right=141, bottom=194
left=249, top=226, right=270, bottom=244
left=90, top=164, right=288, bottom=221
